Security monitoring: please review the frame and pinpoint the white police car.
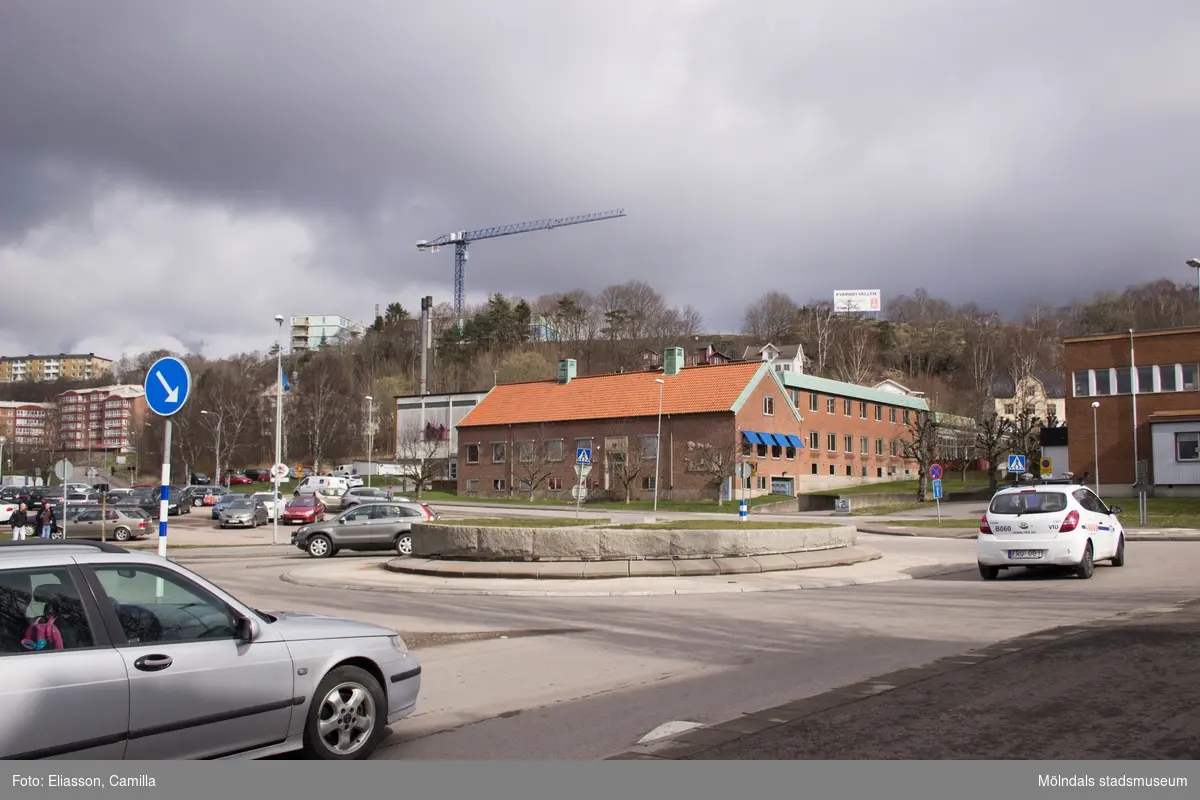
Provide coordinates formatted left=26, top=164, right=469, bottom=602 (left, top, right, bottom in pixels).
left=976, top=482, right=1125, bottom=580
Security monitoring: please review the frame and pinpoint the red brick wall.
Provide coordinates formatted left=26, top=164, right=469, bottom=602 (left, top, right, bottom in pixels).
left=1065, top=328, right=1200, bottom=487
left=456, top=413, right=737, bottom=501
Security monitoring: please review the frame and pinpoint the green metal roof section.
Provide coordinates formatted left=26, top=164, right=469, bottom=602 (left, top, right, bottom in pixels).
left=779, top=371, right=931, bottom=412
left=729, top=363, right=805, bottom=423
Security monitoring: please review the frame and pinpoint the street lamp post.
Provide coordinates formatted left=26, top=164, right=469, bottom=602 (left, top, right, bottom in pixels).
left=653, top=378, right=665, bottom=513
left=364, top=395, right=375, bottom=488
left=0, top=435, right=6, bottom=486
left=1091, top=401, right=1101, bottom=497
left=272, top=314, right=285, bottom=545
left=200, top=410, right=221, bottom=486
left=1188, top=259, right=1200, bottom=311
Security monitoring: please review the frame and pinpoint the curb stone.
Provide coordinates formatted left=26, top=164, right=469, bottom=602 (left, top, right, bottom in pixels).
left=276, top=561, right=973, bottom=597
left=605, top=597, right=1200, bottom=759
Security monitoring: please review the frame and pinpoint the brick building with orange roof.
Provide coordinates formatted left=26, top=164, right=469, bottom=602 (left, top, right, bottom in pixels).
left=456, top=347, right=824, bottom=501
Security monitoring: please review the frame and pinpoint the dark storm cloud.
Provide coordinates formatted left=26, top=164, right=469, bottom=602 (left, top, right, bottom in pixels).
left=2, top=0, right=1200, bottom=345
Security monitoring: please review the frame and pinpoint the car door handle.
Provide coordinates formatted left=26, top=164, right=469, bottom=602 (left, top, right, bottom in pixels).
left=133, top=654, right=173, bottom=672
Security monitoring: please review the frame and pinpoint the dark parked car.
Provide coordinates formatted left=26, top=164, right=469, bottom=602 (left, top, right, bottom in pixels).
left=242, top=468, right=271, bottom=482
left=191, top=472, right=211, bottom=485
left=291, top=502, right=427, bottom=558
left=112, top=490, right=184, bottom=519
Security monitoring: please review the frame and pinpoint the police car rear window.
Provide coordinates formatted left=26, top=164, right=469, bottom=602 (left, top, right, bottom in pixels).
left=989, top=491, right=1068, bottom=515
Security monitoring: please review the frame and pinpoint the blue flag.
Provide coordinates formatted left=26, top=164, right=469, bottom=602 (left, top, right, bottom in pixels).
left=280, top=367, right=291, bottom=393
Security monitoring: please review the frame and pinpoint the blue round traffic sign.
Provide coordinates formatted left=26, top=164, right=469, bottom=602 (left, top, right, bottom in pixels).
left=144, top=356, right=192, bottom=417
left=929, top=464, right=943, bottom=480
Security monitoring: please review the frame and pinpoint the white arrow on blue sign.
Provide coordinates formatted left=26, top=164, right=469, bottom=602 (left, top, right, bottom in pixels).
left=1007, top=454, right=1026, bottom=474
left=576, top=447, right=592, bottom=465
left=931, top=478, right=943, bottom=500
left=144, top=356, right=193, bottom=417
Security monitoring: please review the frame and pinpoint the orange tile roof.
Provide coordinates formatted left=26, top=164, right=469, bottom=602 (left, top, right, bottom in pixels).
left=458, top=361, right=767, bottom=427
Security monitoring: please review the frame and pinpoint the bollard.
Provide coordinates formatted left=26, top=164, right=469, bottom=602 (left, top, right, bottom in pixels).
left=738, top=499, right=748, bottom=522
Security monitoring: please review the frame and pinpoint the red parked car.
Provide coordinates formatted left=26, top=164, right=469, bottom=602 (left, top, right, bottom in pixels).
left=281, top=495, right=325, bottom=525
left=225, top=472, right=253, bottom=486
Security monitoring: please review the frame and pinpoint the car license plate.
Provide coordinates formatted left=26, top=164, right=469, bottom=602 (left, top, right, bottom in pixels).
left=1008, top=550, right=1042, bottom=559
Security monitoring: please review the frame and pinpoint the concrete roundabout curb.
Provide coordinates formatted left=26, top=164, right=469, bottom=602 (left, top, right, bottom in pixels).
left=276, top=548, right=976, bottom=597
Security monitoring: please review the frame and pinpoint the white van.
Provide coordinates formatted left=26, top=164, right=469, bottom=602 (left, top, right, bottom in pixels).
left=294, top=475, right=350, bottom=497
left=332, top=464, right=355, bottom=478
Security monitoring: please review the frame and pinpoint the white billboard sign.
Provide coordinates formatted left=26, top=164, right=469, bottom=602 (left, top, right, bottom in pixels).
left=833, top=289, right=882, bottom=314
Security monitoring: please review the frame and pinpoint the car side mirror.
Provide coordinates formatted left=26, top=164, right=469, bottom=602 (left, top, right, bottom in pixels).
left=1109, top=505, right=1122, bottom=514
left=338, top=517, right=345, bottom=523
left=236, top=615, right=256, bottom=642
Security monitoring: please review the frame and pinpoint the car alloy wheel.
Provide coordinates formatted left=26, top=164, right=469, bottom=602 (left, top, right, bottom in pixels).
left=113, top=528, right=131, bottom=542
left=192, top=498, right=203, bottom=507
left=395, top=534, right=413, bottom=557
left=307, top=534, right=333, bottom=558
left=304, top=666, right=386, bottom=760
left=49, top=529, right=66, bottom=540
left=1111, top=535, right=1125, bottom=567
left=1075, top=542, right=1095, bottom=579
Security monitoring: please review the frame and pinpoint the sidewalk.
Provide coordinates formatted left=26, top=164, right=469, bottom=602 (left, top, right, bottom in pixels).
left=612, top=598, right=1200, bottom=760
left=279, top=550, right=972, bottom=597
left=857, top=523, right=1200, bottom=541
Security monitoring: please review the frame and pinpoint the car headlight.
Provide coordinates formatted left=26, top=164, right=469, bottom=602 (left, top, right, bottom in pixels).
left=388, top=635, right=408, bottom=653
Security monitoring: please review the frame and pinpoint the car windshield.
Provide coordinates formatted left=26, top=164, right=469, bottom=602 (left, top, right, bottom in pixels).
left=989, top=491, right=1068, bottom=515
left=228, top=499, right=254, bottom=509
left=290, top=497, right=316, bottom=506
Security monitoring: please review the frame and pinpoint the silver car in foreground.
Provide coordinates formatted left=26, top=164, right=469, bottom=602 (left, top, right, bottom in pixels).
left=0, top=540, right=421, bottom=760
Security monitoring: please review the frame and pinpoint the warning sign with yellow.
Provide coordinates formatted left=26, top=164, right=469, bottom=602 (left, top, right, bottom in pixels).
left=1039, top=457, right=1052, bottom=476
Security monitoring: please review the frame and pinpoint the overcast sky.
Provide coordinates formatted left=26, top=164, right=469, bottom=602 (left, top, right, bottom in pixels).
left=2, top=0, right=1198, bottom=361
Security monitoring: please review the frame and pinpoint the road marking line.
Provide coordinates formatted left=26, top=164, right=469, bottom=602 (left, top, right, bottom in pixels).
left=637, top=721, right=704, bottom=744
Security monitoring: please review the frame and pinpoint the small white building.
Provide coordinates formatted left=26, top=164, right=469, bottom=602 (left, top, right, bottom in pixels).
left=394, top=391, right=489, bottom=482
left=741, top=343, right=810, bottom=374
left=289, top=314, right=365, bottom=351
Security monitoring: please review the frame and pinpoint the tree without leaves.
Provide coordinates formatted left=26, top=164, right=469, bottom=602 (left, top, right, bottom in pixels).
left=683, top=438, right=740, bottom=504
left=900, top=411, right=942, bottom=502
left=973, top=410, right=1012, bottom=493
left=795, top=301, right=836, bottom=375
left=741, top=291, right=798, bottom=342
left=1005, top=404, right=1043, bottom=470
left=393, top=421, right=448, bottom=498
left=293, top=352, right=352, bottom=473
left=602, top=424, right=653, bottom=504
left=512, top=428, right=561, bottom=500
left=830, top=318, right=879, bottom=385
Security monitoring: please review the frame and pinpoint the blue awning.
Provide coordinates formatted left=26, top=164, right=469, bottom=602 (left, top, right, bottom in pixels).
left=785, top=434, right=804, bottom=448
left=742, top=431, right=763, bottom=445
left=762, top=433, right=784, bottom=447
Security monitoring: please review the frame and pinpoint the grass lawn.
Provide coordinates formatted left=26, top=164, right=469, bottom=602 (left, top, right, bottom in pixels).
left=806, top=471, right=994, bottom=497
left=428, top=517, right=609, bottom=528
left=604, top=520, right=834, bottom=531
left=1118, top=498, right=1200, bottom=529
left=418, top=490, right=786, bottom=514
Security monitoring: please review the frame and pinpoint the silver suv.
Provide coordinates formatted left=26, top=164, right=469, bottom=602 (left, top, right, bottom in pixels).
left=0, top=540, right=421, bottom=760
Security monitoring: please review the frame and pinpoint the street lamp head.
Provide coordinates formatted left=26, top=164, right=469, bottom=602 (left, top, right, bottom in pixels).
left=364, top=395, right=373, bottom=401
left=274, top=314, right=285, bottom=324
left=1091, top=401, right=1100, bottom=408
left=655, top=378, right=664, bottom=384
left=200, top=410, right=209, bottom=415
left=1187, top=258, right=1200, bottom=270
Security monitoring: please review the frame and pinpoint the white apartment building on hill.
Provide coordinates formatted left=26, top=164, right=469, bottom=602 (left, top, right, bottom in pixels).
left=289, top=315, right=365, bottom=351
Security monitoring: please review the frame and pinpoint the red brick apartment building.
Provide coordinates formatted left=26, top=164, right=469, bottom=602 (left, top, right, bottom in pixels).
left=57, top=385, right=148, bottom=453
left=0, top=401, right=55, bottom=449
left=455, top=348, right=922, bottom=501
left=1065, top=326, right=1200, bottom=496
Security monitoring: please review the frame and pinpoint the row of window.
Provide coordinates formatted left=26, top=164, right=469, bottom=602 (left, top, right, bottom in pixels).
left=785, top=392, right=911, bottom=425
left=1073, top=363, right=1199, bottom=397
left=1176, top=432, right=1200, bottom=462
left=745, top=433, right=903, bottom=458
left=465, top=475, right=647, bottom=493
left=464, top=437, right=622, bottom=465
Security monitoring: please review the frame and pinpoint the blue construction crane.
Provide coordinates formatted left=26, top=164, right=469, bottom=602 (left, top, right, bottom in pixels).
left=416, top=209, right=627, bottom=329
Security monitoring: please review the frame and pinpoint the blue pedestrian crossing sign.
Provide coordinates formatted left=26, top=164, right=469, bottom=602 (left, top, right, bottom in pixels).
left=144, top=356, right=192, bottom=417
left=1007, top=454, right=1026, bottom=474
left=576, top=447, right=592, bottom=465
left=931, top=479, right=943, bottom=500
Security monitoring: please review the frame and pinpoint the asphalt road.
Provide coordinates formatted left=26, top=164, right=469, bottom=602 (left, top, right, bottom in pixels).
left=179, top=535, right=1200, bottom=760
left=688, top=601, right=1200, bottom=759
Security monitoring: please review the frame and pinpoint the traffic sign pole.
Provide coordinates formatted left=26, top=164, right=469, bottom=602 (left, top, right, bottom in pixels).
left=575, top=447, right=592, bottom=519
left=143, top=356, right=192, bottom=577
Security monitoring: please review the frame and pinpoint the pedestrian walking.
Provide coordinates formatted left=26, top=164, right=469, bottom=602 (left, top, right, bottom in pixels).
left=36, top=501, right=56, bottom=539
left=9, top=503, right=29, bottom=541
